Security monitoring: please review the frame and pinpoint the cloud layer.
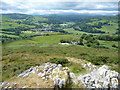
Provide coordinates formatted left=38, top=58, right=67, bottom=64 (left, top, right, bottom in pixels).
left=1, top=0, right=118, bottom=15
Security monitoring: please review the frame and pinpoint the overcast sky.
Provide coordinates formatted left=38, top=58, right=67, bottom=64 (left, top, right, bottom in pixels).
left=1, top=0, right=119, bottom=15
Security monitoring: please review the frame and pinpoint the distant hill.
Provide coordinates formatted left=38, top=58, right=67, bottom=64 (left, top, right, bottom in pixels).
left=2, top=13, right=34, bottom=19
left=1, top=13, right=49, bottom=43
left=1, top=13, right=118, bottom=43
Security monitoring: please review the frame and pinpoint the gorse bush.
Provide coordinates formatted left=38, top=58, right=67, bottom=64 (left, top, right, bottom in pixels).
left=49, top=58, right=71, bottom=66
left=112, top=44, right=118, bottom=48
left=87, top=56, right=109, bottom=65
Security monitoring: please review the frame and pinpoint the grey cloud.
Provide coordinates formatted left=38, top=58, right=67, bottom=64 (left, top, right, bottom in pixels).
left=0, top=1, right=118, bottom=15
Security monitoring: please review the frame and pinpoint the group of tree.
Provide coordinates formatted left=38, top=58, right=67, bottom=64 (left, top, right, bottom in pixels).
left=73, top=23, right=106, bottom=33
left=60, top=34, right=100, bottom=48
left=97, top=35, right=120, bottom=41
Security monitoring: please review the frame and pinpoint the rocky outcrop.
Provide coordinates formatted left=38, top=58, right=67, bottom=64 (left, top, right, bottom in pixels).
left=18, top=62, right=70, bottom=88
left=18, top=66, right=39, bottom=77
left=1, top=62, right=119, bottom=89
left=37, top=63, right=70, bottom=88
left=78, top=65, right=119, bottom=88
left=16, top=62, right=120, bottom=88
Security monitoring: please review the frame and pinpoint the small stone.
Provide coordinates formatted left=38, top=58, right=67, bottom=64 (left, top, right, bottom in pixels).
left=103, top=81, right=109, bottom=88
left=94, top=84, right=102, bottom=88
left=8, top=87, right=12, bottom=88
left=38, top=72, right=46, bottom=77
left=22, top=86, right=27, bottom=88
left=42, top=77, right=46, bottom=80
left=46, top=76, right=49, bottom=79
left=69, top=72, right=76, bottom=79
left=38, top=72, right=43, bottom=77
left=73, top=79, right=78, bottom=84
left=57, top=64, right=62, bottom=70
left=63, top=67, right=69, bottom=71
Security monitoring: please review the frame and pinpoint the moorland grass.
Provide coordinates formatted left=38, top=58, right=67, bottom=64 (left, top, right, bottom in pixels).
left=2, top=35, right=119, bottom=81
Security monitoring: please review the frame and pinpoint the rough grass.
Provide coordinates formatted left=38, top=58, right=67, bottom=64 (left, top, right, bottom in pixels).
left=2, top=35, right=119, bottom=81
left=2, top=53, right=50, bottom=81
left=99, top=40, right=118, bottom=49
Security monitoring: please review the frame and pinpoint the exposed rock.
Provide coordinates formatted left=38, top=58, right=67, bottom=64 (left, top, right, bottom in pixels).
left=42, top=77, right=46, bottom=80
left=69, top=72, right=76, bottom=79
left=82, top=62, right=98, bottom=71
left=77, top=65, right=119, bottom=88
left=0, top=82, right=9, bottom=87
left=0, top=82, right=19, bottom=88
left=18, top=66, right=39, bottom=77
left=1, top=62, right=67, bottom=88
left=57, top=64, right=62, bottom=70
left=2, top=62, right=119, bottom=89
left=54, top=78, right=66, bottom=88
left=36, top=63, right=70, bottom=88
left=38, top=72, right=46, bottom=77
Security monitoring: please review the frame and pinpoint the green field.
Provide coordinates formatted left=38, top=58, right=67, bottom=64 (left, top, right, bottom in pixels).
left=87, top=20, right=118, bottom=34
left=98, top=40, right=118, bottom=49
left=4, top=35, right=73, bottom=48
left=96, top=23, right=118, bottom=34
left=64, top=28, right=87, bottom=34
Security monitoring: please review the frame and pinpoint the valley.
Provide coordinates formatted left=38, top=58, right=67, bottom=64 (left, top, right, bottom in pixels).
left=0, top=13, right=119, bottom=88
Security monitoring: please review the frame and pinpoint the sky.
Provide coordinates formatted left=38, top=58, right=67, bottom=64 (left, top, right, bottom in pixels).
left=0, top=0, right=119, bottom=15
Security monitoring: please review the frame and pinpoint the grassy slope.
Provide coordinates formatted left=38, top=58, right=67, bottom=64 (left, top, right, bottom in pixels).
left=87, top=20, right=118, bottom=34
left=96, top=23, right=118, bottom=34
left=2, top=35, right=118, bottom=81
left=99, top=40, right=118, bottom=49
